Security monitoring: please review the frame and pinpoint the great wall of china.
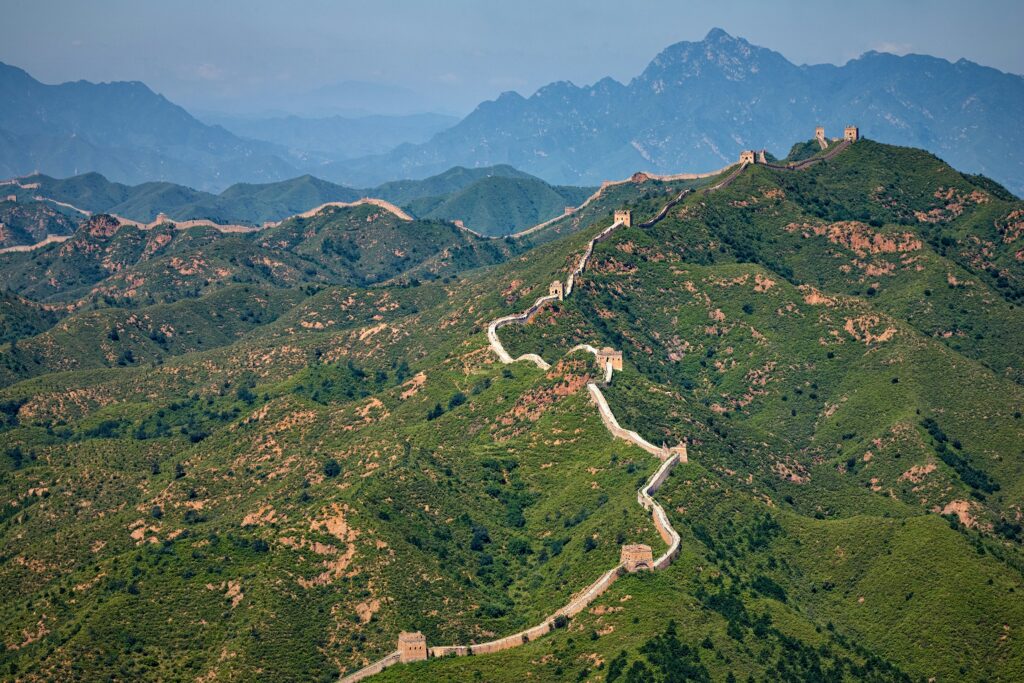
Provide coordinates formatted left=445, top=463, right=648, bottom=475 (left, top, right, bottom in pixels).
left=0, top=133, right=815, bottom=255
left=0, top=197, right=415, bottom=254
left=338, top=126, right=856, bottom=682
left=4, top=132, right=853, bottom=679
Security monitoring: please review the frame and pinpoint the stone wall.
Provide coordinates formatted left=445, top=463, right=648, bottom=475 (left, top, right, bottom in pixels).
left=637, top=455, right=682, bottom=569
left=587, top=383, right=666, bottom=459
left=341, top=140, right=855, bottom=681
left=339, top=652, right=401, bottom=683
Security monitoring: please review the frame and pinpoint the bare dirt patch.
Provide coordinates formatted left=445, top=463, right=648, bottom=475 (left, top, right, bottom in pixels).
left=844, top=316, right=897, bottom=345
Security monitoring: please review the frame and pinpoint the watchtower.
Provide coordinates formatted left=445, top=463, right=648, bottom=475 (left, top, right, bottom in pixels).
left=757, top=150, right=767, bottom=164
left=4, top=194, right=16, bottom=203
left=661, top=442, right=688, bottom=463
left=549, top=280, right=564, bottom=301
left=398, top=631, right=428, bottom=663
left=739, top=150, right=756, bottom=164
left=154, top=212, right=171, bottom=225
left=596, top=347, right=623, bottom=372
left=620, top=544, right=654, bottom=572
left=815, top=126, right=826, bottom=142
left=613, top=210, right=632, bottom=227
left=844, top=125, right=859, bottom=142
left=564, top=206, right=574, bottom=215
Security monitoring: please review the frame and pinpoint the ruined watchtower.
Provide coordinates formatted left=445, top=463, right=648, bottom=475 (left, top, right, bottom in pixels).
left=815, top=126, right=826, bottom=142
left=660, top=442, right=688, bottom=463
left=620, top=544, right=654, bottom=572
left=549, top=280, right=564, bottom=301
left=844, top=125, right=859, bottom=142
left=398, top=631, right=428, bottom=663
left=596, top=347, right=623, bottom=372
left=739, top=150, right=756, bottom=164
left=757, top=149, right=767, bottom=164
left=613, top=210, right=632, bottom=227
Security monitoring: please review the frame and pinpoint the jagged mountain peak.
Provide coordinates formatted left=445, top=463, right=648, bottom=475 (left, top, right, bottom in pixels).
left=635, top=29, right=790, bottom=86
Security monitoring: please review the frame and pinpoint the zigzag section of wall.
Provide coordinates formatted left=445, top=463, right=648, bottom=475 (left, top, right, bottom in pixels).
left=339, top=163, right=737, bottom=683
left=339, top=137, right=855, bottom=681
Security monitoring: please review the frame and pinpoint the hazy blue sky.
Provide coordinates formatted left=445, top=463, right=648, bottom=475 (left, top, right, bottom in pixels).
left=3, top=0, right=1022, bottom=116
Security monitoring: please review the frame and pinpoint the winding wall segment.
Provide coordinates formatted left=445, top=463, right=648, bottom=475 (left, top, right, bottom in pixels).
left=339, top=140, right=852, bottom=681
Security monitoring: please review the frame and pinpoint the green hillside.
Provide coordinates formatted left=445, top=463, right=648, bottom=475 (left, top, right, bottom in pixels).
left=0, top=140, right=1021, bottom=683
left=12, top=165, right=593, bottom=234
left=372, top=164, right=536, bottom=206
left=0, top=291, right=60, bottom=346
left=406, top=175, right=595, bottom=236
left=0, top=198, right=81, bottom=248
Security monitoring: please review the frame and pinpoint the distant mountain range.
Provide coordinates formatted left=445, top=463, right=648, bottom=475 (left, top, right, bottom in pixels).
left=0, top=62, right=302, bottom=191
left=336, top=29, right=1024, bottom=195
left=2, top=29, right=1022, bottom=195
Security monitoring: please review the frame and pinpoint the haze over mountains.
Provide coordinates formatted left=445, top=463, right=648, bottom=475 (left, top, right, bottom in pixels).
left=349, top=29, right=1024, bottom=193
left=1, top=29, right=1023, bottom=197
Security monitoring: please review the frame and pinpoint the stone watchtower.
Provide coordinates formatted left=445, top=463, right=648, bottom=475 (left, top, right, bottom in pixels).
left=613, top=210, right=632, bottom=227
left=564, top=206, right=574, bottom=215
left=815, top=126, right=826, bottom=142
left=549, top=280, right=564, bottom=301
left=595, top=347, right=623, bottom=372
left=620, top=544, right=654, bottom=572
left=660, top=442, right=688, bottom=463
left=844, top=125, right=859, bottom=142
left=739, top=150, right=756, bottom=164
left=398, top=631, right=428, bottom=663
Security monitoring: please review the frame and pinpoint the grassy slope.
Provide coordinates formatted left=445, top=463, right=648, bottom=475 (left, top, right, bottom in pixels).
left=0, top=199, right=81, bottom=248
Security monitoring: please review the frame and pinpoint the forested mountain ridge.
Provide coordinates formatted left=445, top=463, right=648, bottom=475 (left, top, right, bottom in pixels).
left=0, top=165, right=596, bottom=245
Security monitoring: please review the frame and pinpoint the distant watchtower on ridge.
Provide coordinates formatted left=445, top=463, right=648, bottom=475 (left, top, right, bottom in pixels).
left=398, top=631, right=428, bottom=662
left=596, top=347, right=623, bottom=372
left=614, top=210, right=632, bottom=227
left=549, top=280, right=564, bottom=301
left=739, top=150, right=756, bottom=164
left=844, top=125, right=860, bottom=142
